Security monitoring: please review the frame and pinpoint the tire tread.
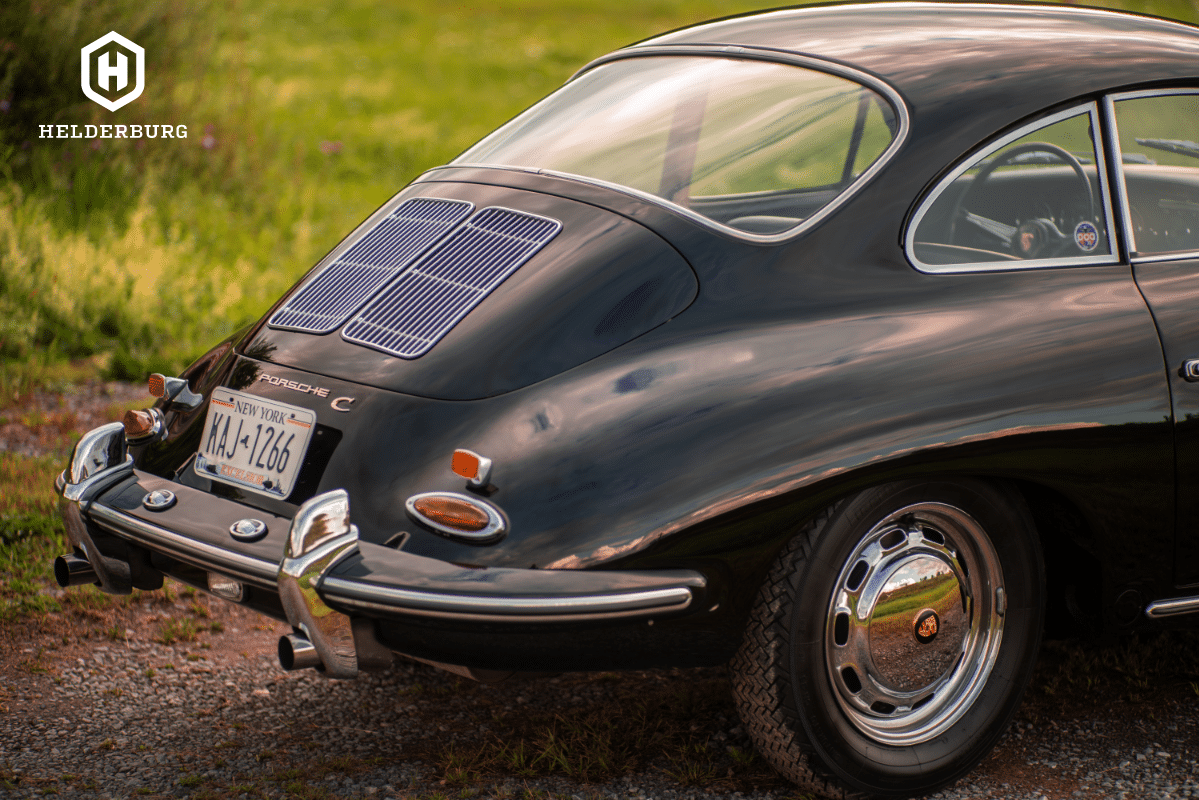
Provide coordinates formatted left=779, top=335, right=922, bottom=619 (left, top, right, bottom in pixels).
left=730, top=504, right=864, bottom=799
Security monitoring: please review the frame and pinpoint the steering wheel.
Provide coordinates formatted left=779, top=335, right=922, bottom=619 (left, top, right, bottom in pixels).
left=949, top=141, right=1097, bottom=259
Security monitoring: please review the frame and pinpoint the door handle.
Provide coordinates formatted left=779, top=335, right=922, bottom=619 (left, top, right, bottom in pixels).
left=1183, top=360, right=1199, bottom=381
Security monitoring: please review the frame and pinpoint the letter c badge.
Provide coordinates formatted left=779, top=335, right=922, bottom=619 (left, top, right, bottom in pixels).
left=331, top=396, right=355, bottom=412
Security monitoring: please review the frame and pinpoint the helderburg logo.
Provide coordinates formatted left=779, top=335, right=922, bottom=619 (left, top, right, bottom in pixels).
left=81, top=32, right=144, bottom=112
left=39, top=31, right=186, bottom=140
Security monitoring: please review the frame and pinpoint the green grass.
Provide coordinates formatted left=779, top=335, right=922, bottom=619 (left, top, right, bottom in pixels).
left=1, top=0, right=772, bottom=377
left=0, top=454, right=69, bottom=620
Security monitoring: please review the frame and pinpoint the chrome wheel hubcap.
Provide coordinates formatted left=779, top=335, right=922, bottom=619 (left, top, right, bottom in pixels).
left=825, top=502, right=1004, bottom=745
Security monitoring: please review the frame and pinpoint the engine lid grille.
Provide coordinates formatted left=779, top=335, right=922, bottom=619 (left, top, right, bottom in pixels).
left=268, top=197, right=473, bottom=334
left=341, top=207, right=562, bottom=359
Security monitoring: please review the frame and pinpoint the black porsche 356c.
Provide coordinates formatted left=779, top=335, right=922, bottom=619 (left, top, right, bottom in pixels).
left=53, top=2, right=1199, bottom=796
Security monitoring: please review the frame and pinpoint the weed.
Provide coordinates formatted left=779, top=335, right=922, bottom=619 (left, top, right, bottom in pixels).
left=103, top=688, right=123, bottom=698
left=144, top=668, right=156, bottom=678
left=104, top=625, right=127, bottom=641
left=209, top=621, right=224, bottom=633
left=98, top=739, right=115, bottom=751
left=728, top=745, right=757, bottom=767
left=256, top=749, right=275, bottom=763
left=63, top=586, right=115, bottom=614
left=188, top=599, right=211, bottom=618
left=20, top=648, right=52, bottom=675
left=156, top=617, right=201, bottom=644
left=666, top=758, right=718, bottom=786
left=179, top=773, right=202, bottom=787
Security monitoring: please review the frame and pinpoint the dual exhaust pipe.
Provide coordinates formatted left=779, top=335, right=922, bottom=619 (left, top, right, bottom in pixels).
left=278, top=632, right=322, bottom=671
left=54, top=554, right=98, bottom=587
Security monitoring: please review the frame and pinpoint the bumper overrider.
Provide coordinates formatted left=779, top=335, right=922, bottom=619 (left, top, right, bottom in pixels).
left=55, top=423, right=707, bottom=679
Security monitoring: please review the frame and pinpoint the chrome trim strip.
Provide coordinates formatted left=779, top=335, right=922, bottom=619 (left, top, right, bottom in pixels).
left=1107, top=88, right=1199, bottom=264
left=1103, top=93, right=1138, bottom=262
left=445, top=44, right=910, bottom=246
left=906, top=103, right=1121, bottom=274
left=87, top=503, right=278, bottom=587
left=321, top=577, right=694, bottom=622
left=1145, top=596, right=1199, bottom=618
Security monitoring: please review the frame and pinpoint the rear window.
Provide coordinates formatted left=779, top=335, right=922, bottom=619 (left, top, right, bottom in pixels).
left=456, top=55, right=900, bottom=237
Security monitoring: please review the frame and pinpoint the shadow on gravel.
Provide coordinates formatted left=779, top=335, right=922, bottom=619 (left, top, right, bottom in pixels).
left=4, top=595, right=1199, bottom=799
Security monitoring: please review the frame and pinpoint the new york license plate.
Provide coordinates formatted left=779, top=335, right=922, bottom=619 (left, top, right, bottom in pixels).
left=193, top=388, right=316, bottom=499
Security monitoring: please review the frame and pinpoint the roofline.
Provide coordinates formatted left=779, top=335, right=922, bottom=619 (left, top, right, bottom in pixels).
left=629, top=1, right=1199, bottom=51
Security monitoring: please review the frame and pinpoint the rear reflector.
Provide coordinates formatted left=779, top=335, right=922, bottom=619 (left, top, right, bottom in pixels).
left=451, top=448, right=492, bottom=486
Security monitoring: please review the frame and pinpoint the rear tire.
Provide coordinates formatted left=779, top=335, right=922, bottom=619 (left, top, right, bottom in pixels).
left=731, top=479, right=1043, bottom=798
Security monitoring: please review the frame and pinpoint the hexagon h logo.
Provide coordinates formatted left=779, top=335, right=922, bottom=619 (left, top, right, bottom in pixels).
left=81, top=32, right=145, bottom=112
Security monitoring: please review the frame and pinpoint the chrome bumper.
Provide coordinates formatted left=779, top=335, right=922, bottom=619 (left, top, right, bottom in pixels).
left=58, top=424, right=706, bottom=679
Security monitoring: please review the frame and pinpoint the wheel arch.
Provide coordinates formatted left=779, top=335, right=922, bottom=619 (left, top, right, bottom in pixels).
left=712, top=470, right=1104, bottom=640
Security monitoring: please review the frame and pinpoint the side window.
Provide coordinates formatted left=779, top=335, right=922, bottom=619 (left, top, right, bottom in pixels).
left=1111, top=92, right=1199, bottom=258
left=909, top=105, right=1116, bottom=271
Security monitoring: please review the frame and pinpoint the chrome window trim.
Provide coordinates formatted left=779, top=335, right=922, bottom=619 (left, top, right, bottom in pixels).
left=1106, top=88, right=1199, bottom=264
left=906, top=102, right=1121, bottom=274
left=446, top=44, right=911, bottom=245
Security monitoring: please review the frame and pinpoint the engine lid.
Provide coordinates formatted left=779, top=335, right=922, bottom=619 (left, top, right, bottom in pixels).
left=242, top=180, right=698, bottom=400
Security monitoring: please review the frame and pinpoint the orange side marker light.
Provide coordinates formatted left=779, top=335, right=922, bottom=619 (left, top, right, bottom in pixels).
left=451, top=449, right=492, bottom=487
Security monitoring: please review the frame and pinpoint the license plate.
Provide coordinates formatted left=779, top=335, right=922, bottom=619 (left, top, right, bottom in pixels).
left=194, top=388, right=316, bottom=499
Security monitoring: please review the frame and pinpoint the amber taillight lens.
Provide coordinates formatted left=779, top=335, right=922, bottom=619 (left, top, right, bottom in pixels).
left=148, top=373, right=166, bottom=398
left=412, top=496, right=490, bottom=532
left=123, top=409, right=155, bottom=439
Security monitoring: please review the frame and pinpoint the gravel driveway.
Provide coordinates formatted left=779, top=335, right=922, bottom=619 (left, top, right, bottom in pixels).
left=3, top=595, right=1199, bottom=800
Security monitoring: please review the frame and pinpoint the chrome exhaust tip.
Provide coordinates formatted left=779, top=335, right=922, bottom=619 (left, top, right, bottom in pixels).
left=278, top=633, right=322, bottom=671
left=54, top=554, right=98, bottom=587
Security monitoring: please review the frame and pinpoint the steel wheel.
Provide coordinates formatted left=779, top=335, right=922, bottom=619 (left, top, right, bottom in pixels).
left=731, top=479, right=1043, bottom=798
left=825, top=502, right=1004, bottom=746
